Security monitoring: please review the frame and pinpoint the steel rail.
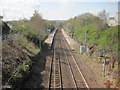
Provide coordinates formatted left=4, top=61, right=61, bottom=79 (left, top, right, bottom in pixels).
left=48, top=48, right=54, bottom=89
left=60, top=39, right=77, bottom=89
left=58, top=35, right=63, bottom=89
left=48, top=32, right=62, bottom=89
left=63, top=34, right=90, bottom=89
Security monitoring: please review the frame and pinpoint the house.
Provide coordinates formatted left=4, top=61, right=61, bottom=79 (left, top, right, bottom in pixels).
left=115, top=12, right=120, bottom=25
left=107, top=12, right=120, bottom=26
left=107, top=17, right=117, bottom=26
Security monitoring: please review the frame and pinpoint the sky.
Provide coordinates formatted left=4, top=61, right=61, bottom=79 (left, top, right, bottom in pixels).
left=0, top=0, right=119, bottom=21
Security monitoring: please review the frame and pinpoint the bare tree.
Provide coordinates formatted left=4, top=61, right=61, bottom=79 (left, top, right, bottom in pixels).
left=97, top=10, right=109, bottom=23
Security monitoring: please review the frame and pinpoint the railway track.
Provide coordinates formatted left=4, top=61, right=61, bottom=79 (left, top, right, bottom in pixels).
left=48, top=30, right=90, bottom=89
left=60, top=39, right=77, bottom=88
left=49, top=32, right=62, bottom=89
left=61, top=33, right=90, bottom=89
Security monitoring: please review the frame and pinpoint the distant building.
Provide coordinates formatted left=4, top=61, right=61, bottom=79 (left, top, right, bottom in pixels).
left=107, top=12, right=120, bottom=26
left=115, top=12, right=120, bottom=25
left=107, top=18, right=117, bottom=26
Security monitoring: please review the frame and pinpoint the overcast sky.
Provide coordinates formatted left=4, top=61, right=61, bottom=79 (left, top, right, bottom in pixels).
left=0, top=0, right=119, bottom=21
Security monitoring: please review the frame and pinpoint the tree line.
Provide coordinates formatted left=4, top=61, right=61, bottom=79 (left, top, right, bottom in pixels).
left=63, top=10, right=119, bottom=60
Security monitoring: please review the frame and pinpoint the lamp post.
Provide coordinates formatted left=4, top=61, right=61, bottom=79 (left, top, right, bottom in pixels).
left=39, top=30, right=41, bottom=51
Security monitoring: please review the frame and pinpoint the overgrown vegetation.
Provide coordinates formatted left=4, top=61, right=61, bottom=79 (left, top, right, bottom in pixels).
left=63, top=12, right=118, bottom=53
left=2, top=10, right=54, bottom=88
left=9, top=12, right=48, bottom=46
left=63, top=11, right=119, bottom=88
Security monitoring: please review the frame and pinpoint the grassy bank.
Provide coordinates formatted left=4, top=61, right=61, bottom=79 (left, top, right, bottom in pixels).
left=2, top=10, right=51, bottom=88
left=2, top=36, right=40, bottom=88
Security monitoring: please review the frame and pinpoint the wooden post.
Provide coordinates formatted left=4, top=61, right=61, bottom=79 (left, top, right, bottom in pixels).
left=103, top=56, right=106, bottom=77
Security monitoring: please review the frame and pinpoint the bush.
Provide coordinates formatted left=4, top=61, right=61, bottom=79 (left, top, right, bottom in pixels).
left=98, top=26, right=118, bottom=51
left=74, top=24, right=97, bottom=44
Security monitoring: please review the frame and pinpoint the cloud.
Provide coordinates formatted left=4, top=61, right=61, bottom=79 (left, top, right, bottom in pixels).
left=0, top=0, right=118, bottom=20
left=89, top=9, right=102, bottom=16
left=0, top=0, right=40, bottom=20
left=36, top=0, right=119, bottom=2
left=39, top=2, right=78, bottom=20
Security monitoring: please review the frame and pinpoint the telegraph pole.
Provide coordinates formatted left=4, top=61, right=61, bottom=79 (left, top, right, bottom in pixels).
left=39, top=32, right=41, bottom=50
left=85, top=29, right=88, bottom=44
left=79, top=17, right=88, bottom=54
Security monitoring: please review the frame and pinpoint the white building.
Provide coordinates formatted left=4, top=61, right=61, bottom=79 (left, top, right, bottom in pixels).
left=115, top=12, right=120, bottom=25
left=107, top=12, right=120, bottom=26
left=107, top=17, right=117, bottom=26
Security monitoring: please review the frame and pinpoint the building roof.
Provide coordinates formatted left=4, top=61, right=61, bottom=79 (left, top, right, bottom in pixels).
left=109, top=17, right=114, bottom=19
